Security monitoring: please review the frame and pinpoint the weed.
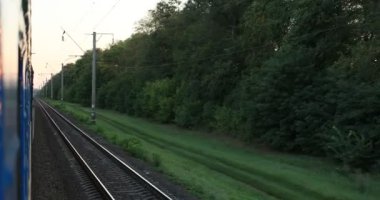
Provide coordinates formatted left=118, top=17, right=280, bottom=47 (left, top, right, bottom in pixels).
left=151, top=153, right=161, bottom=167
left=49, top=100, right=380, bottom=200
left=325, top=126, right=375, bottom=170
left=120, top=137, right=147, bottom=160
left=108, top=135, right=119, bottom=145
left=95, top=126, right=105, bottom=134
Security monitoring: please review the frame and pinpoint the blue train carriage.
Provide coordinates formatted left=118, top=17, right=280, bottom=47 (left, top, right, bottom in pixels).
left=0, top=0, right=33, bottom=199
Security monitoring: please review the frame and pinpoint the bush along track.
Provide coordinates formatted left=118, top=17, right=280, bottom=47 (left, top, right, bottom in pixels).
left=47, top=100, right=380, bottom=200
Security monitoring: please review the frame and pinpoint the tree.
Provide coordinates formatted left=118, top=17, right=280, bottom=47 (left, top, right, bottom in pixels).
left=48, top=0, right=380, bottom=170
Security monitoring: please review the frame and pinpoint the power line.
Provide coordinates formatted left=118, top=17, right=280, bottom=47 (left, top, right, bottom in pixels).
left=61, top=18, right=379, bottom=74
left=73, top=1, right=95, bottom=32
left=61, top=27, right=86, bottom=53
left=95, top=20, right=380, bottom=71
left=93, top=0, right=121, bottom=30
left=95, top=43, right=274, bottom=72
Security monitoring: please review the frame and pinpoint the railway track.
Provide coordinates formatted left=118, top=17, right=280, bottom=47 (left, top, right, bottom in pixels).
left=37, top=99, right=173, bottom=200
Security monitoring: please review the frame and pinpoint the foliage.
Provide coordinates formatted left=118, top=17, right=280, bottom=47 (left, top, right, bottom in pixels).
left=212, top=106, right=242, bottom=136
left=140, top=78, right=175, bottom=122
left=150, top=153, right=162, bottom=167
left=120, top=137, right=147, bottom=160
left=42, top=0, right=380, bottom=170
left=51, top=100, right=380, bottom=200
left=325, top=126, right=378, bottom=170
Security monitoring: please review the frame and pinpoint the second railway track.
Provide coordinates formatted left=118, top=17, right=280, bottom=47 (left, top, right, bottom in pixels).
left=37, top=99, right=173, bottom=200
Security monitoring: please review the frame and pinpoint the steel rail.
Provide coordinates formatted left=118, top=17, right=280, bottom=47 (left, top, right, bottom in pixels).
left=37, top=100, right=115, bottom=200
left=39, top=99, right=173, bottom=200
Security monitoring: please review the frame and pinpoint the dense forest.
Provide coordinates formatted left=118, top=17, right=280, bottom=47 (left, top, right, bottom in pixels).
left=44, top=0, right=380, bottom=170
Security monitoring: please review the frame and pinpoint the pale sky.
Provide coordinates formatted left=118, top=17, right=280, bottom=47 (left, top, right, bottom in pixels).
left=32, top=0, right=162, bottom=88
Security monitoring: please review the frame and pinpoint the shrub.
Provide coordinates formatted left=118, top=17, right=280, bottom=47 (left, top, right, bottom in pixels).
left=212, top=106, right=242, bottom=136
left=174, top=100, right=202, bottom=128
left=95, top=126, right=105, bottom=134
left=140, top=78, right=175, bottom=122
left=108, top=135, right=119, bottom=145
left=120, top=137, right=147, bottom=160
left=324, top=126, right=377, bottom=170
left=151, top=153, right=161, bottom=167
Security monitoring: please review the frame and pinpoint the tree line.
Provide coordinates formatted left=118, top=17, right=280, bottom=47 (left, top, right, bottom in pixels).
left=44, top=0, right=380, bottom=170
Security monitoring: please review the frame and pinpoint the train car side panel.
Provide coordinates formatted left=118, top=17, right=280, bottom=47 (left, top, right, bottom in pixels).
left=0, top=0, right=32, bottom=199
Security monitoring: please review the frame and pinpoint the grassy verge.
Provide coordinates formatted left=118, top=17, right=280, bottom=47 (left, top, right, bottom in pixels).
left=46, top=100, right=380, bottom=200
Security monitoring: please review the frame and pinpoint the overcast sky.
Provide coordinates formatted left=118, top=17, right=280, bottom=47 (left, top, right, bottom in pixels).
left=32, top=0, right=162, bottom=88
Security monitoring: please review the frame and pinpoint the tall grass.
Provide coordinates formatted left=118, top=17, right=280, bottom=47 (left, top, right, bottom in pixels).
left=48, top=100, right=380, bottom=200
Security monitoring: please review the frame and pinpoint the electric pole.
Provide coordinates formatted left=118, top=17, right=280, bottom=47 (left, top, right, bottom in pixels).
left=90, top=32, right=113, bottom=123
left=39, top=73, right=53, bottom=99
left=91, top=32, right=96, bottom=123
left=61, top=27, right=113, bottom=122
left=61, top=63, right=64, bottom=102
left=43, top=80, right=45, bottom=97
left=50, top=73, right=54, bottom=99
left=45, top=78, right=47, bottom=98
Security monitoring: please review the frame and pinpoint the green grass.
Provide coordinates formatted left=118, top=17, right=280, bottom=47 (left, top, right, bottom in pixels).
left=47, top=100, right=380, bottom=200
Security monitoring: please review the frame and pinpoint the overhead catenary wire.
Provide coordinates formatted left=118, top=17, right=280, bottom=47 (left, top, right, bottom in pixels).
left=61, top=27, right=86, bottom=53
left=45, top=9, right=379, bottom=93
left=94, top=19, right=380, bottom=71
left=58, top=17, right=380, bottom=73
left=97, top=44, right=271, bottom=71
left=50, top=21, right=379, bottom=95
left=57, top=2, right=380, bottom=73
left=93, top=0, right=121, bottom=30
left=73, top=1, right=96, bottom=33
